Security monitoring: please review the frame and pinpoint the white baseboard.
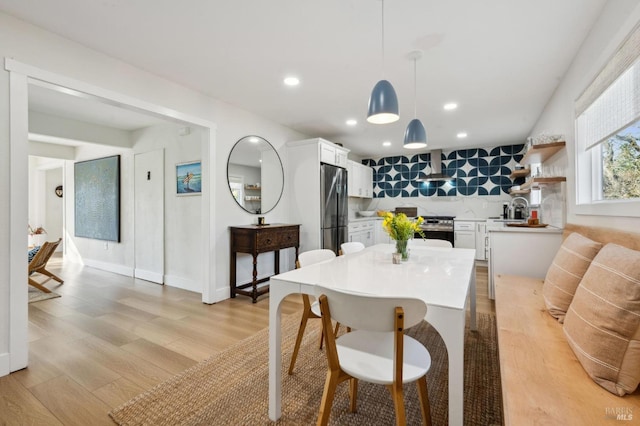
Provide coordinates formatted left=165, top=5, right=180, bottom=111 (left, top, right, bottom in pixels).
left=134, top=268, right=163, bottom=284
left=164, top=274, right=200, bottom=293
left=84, top=258, right=134, bottom=277
left=0, top=352, right=10, bottom=378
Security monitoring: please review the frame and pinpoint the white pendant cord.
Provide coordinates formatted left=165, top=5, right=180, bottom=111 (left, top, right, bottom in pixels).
left=381, top=0, right=385, bottom=77
left=413, top=58, right=417, bottom=118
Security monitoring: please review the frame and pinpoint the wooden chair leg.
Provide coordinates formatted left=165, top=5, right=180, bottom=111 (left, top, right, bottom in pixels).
left=28, top=277, right=51, bottom=293
left=289, top=307, right=311, bottom=375
left=316, top=370, right=340, bottom=426
left=416, top=376, right=432, bottom=426
left=386, top=384, right=407, bottom=426
left=349, top=377, right=358, bottom=413
left=333, top=321, right=340, bottom=337
left=39, top=269, right=64, bottom=284
left=318, top=327, right=324, bottom=350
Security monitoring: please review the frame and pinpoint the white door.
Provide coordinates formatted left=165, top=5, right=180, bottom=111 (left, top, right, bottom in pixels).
left=134, top=149, right=164, bottom=284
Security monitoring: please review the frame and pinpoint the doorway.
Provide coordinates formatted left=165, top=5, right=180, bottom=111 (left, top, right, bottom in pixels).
left=6, top=59, right=217, bottom=376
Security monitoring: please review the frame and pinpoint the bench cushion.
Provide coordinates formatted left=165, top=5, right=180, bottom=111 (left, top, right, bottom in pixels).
left=543, top=232, right=602, bottom=322
left=563, top=243, right=640, bottom=396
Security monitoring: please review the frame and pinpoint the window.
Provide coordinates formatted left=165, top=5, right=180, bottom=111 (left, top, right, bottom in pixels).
left=575, top=23, right=640, bottom=217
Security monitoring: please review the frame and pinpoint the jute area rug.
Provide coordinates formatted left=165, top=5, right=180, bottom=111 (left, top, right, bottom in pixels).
left=110, top=312, right=502, bottom=425
left=28, top=285, right=61, bottom=303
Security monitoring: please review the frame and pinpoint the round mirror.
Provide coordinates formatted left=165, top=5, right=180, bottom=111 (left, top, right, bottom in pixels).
left=227, top=135, right=284, bottom=214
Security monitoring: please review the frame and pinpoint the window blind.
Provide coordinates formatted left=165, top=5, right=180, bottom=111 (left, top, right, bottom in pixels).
left=575, top=23, right=640, bottom=151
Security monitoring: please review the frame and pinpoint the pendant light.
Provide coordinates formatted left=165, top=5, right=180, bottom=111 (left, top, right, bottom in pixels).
left=403, top=50, right=427, bottom=149
left=367, top=0, right=399, bottom=124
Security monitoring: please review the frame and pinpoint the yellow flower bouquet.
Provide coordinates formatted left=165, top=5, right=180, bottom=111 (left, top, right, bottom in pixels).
left=382, top=212, right=425, bottom=260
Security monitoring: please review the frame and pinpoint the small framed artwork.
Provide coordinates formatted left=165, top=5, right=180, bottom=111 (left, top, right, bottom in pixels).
left=176, top=161, right=202, bottom=196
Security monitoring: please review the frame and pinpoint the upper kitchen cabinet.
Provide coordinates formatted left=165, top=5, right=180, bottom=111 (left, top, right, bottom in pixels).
left=318, top=139, right=349, bottom=168
left=347, top=160, right=373, bottom=198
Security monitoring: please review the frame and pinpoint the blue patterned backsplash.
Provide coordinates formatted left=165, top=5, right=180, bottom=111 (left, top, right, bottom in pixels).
left=362, top=144, right=526, bottom=198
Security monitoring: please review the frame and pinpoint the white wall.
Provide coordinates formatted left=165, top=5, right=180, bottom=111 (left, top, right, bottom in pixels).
left=132, top=124, right=204, bottom=290
left=0, top=11, right=306, bottom=373
left=45, top=168, right=63, bottom=247
left=530, top=0, right=640, bottom=231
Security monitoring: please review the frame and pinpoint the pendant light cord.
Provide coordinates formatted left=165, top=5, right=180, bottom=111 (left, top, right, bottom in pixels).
left=413, top=58, right=417, bottom=118
left=381, top=0, right=385, bottom=77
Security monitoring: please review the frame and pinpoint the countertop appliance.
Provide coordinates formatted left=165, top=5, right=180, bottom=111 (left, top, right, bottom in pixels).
left=416, top=215, right=455, bottom=246
left=321, top=163, right=348, bottom=255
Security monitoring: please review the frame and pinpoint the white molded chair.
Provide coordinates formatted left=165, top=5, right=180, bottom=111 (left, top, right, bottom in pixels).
left=288, top=249, right=336, bottom=374
left=340, top=241, right=365, bottom=255
left=315, top=285, right=432, bottom=426
left=409, top=238, right=452, bottom=248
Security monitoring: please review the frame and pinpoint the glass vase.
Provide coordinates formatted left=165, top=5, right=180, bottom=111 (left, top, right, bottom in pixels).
left=395, top=239, right=409, bottom=261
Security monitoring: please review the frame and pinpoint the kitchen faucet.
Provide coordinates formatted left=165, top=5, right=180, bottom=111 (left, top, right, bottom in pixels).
left=509, top=197, right=529, bottom=219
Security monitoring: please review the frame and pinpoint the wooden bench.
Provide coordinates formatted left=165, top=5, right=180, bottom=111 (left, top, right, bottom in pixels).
left=495, top=224, right=640, bottom=425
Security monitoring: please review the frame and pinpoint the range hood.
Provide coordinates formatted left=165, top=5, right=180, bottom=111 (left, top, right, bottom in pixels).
left=416, top=149, right=452, bottom=181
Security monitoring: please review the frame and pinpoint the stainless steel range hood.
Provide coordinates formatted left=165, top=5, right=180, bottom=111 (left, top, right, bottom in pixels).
left=416, top=149, right=452, bottom=181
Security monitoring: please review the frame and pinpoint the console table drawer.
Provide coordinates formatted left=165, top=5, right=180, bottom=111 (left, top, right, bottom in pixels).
left=229, top=224, right=300, bottom=303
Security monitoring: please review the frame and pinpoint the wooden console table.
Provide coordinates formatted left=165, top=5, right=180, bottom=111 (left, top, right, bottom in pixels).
left=229, top=224, right=300, bottom=303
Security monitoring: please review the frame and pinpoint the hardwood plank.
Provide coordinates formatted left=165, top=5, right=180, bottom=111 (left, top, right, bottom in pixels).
left=11, top=351, right=64, bottom=389
left=29, top=337, right=122, bottom=392
left=120, top=339, right=197, bottom=374
left=92, top=377, right=146, bottom=408
left=71, top=335, right=174, bottom=390
left=59, top=313, right=140, bottom=347
left=30, top=376, right=113, bottom=426
left=116, top=296, right=191, bottom=320
left=0, top=375, right=64, bottom=426
left=98, top=312, right=181, bottom=346
left=27, top=306, right=90, bottom=343
left=163, top=336, right=221, bottom=362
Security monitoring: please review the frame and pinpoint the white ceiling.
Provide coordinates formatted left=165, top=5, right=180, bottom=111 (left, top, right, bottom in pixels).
left=1, top=0, right=607, bottom=157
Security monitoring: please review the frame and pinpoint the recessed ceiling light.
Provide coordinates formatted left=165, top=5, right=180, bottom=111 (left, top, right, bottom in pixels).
left=443, top=103, right=458, bottom=111
left=346, top=119, right=357, bottom=126
left=457, top=132, right=468, bottom=138
left=383, top=141, right=392, bottom=147
left=283, top=76, right=300, bottom=86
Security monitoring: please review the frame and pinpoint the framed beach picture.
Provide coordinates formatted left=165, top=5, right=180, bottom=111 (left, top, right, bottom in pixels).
left=176, top=161, right=202, bottom=196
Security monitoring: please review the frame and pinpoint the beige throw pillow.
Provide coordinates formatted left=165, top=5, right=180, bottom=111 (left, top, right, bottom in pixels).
left=563, top=243, right=640, bottom=396
left=543, top=232, right=602, bottom=322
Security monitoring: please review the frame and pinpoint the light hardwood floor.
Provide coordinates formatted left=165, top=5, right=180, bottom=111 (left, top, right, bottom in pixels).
left=1, top=256, right=493, bottom=425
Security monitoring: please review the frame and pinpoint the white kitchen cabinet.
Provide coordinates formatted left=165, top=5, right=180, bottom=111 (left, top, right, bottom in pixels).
left=454, top=221, right=476, bottom=255
left=347, top=160, right=373, bottom=199
left=374, top=220, right=390, bottom=244
left=348, top=220, right=375, bottom=247
left=475, top=221, right=488, bottom=261
left=319, top=140, right=349, bottom=168
left=487, top=228, right=562, bottom=299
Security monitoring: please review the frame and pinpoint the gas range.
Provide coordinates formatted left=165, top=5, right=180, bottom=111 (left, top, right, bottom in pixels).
left=418, top=216, right=455, bottom=232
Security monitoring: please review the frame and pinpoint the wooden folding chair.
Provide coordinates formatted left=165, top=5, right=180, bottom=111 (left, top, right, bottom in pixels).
left=28, top=238, right=63, bottom=293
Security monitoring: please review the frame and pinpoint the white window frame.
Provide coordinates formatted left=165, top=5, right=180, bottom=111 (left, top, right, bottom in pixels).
left=574, top=24, right=640, bottom=218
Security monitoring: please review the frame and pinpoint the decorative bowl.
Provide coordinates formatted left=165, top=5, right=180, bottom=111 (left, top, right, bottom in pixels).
left=357, top=211, right=376, bottom=217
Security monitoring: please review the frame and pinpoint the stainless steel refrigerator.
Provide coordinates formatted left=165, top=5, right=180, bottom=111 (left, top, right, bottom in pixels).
left=321, top=163, right=348, bottom=255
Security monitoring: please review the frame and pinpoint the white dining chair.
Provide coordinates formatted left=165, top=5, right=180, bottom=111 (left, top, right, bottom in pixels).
left=340, top=241, right=365, bottom=255
left=409, top=238, right=452, bottom=248
left=288, top=249, right=336, bottom=375
left=315, top=285, right=432, bottom=426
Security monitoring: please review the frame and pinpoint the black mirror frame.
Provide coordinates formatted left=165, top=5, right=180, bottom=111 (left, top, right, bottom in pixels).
left=226, top=135, right=284, bottom=215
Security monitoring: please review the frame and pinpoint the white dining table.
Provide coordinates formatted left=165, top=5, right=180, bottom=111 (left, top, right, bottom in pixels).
left=268, top=243, right=477, bottom=426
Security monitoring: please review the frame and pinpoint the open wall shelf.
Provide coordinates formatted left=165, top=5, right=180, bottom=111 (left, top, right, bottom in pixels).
left=520, top=141, right=566, bottom=164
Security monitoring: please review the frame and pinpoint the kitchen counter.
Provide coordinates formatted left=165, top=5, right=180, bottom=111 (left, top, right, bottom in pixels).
left=487, top=223, right=563, bottom=234
left=349, top=216, right=383, bottom=223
